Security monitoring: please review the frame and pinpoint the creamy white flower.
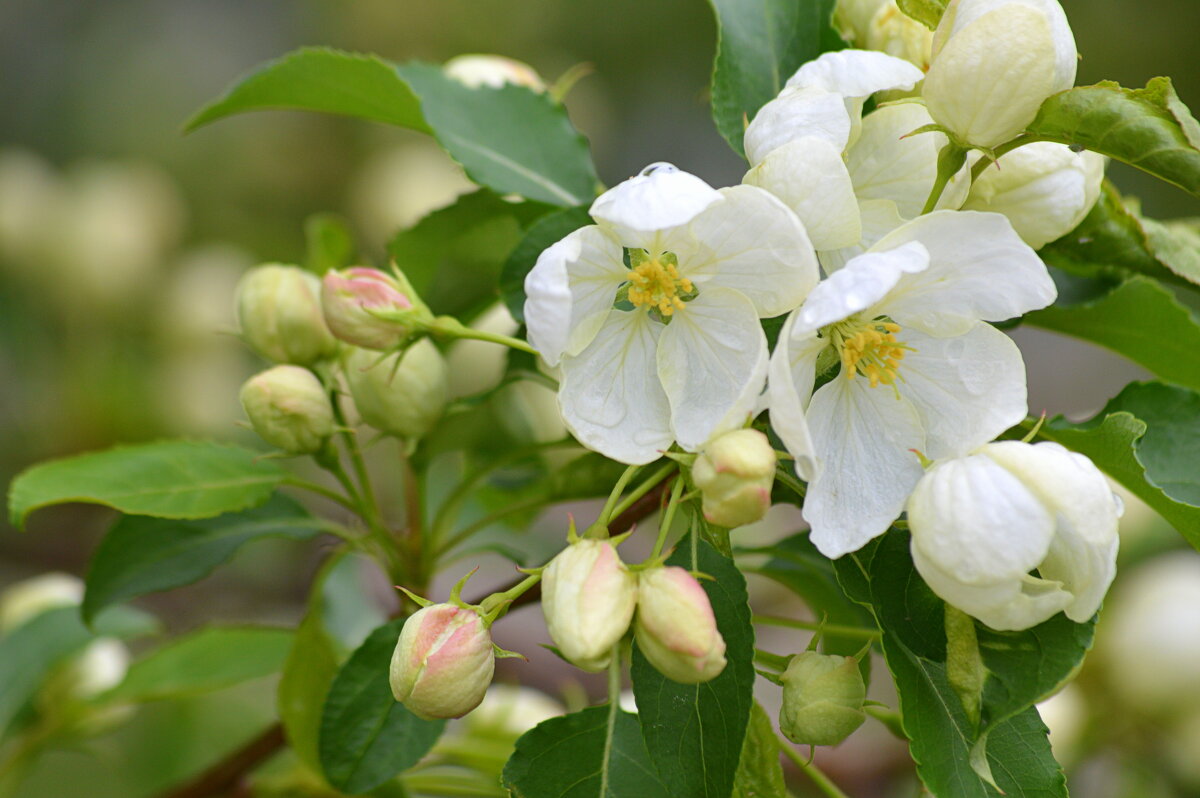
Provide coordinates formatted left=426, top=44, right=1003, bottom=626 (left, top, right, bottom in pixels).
left=525, top=164, right=819, bottom=464
left=963, top=142, right=1105, bottom=248
left=767, top=211, right=1056, bottom=557
left=836, top=0, right=934, bottom=71
left=908, top=441, right=1121, bottom=631
left=924, top=0, right=1077, bottom=149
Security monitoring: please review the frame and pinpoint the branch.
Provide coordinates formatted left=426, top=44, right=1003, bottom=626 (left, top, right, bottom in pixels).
left=158, top=723, right=285, bottom=798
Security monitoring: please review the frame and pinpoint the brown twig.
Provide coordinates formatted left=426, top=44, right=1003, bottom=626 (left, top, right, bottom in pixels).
left=158, top=723, right=285, bottom=798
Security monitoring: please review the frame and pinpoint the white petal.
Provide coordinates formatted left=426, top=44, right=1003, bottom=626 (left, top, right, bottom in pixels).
left=817, top=198, right=907, bottom=273
left=786, top=49, right=925, bottom=98
left=656, top=288, right=768, bottom=452
left=871, top=211, right=1056, bottom=335
left=678, top=185, right=819, bottom=318
left=925, top=5, right=1060, bottom=149
left=795, top=241, right=930, bottom=334
left=767, top=311, right=826, bottom=480
left=743, top=137, right=862, bottom=252
left=744, top=88, right=852, bottom=166
left=895, top=324, right=1028, bottom=460
left=524, top=225, right=626, bottom=366
left=589, top=163, right=722, bottom=245
left=558, top=310, right=673, bottom=464
left=846, top=102, right=946, bottom=219
left=803, top=376, right=926, bottom=558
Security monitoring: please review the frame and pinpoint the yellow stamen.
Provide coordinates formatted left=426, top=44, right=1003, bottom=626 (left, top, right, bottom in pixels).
left=831, top=318, right=913, bottom=388
left=627, top=256, right=694, bottom=317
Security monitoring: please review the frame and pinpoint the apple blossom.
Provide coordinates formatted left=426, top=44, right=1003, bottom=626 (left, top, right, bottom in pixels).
left=540, top=538, right=638, bottom=672
left=322, top=266, right=430, bottom=350
left=390, top=603, right=495, bottom=720
left=692, top=428, right=776, bottom=528
left=779, top=652, right=866, bottom=746
left=343, top=339, right=448, bottom=440
left=236, top=264, right=337, bottom=365
left=524, top=163, right=818, bottom=465
left=239, top=365, right=334, bottom=454
left=635, top=566, right=726, bottom=683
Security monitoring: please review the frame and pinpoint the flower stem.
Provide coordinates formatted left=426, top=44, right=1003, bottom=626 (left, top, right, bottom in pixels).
left=649, top=475, right=684, bottom=560
left=281, top=475, right=358, bottom=512
left=597, top=464, right=642, bottom=528
left=970, top=134, right=1047, bottom=182
left=609, top=462, right=676, bottom=521
left=754, top=614, right=881, bottom=639
left=921, top=143, right=968, bottom=215
left=779, top=739, right=852, bottom=798
left=431, top=316, right=538, bottom=355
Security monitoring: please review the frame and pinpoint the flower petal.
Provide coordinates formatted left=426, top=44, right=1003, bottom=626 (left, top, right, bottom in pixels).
left=767, top=310, right=826, bottom=480
left=558, top=310, right=673, bottom=464
left=803, top=376, right=926, bottom=558
left=845, top=102, right=948, bottom=219
left=786, top=48, right=925, bottom=97
left=871, top=210, right=1056, bottom=335
left=817, top=198, right=907, bottom=274
left=895, top=323, right=1028, bottom=460
left=657, top=287, right=768, bottom=452
left=795, top=241, right=929, bottom=334
left=743, top=88, right=852, bottom=166
left=743, top=137, right=862, bottom=252
left=524, top=225, right=628, bottom=366
left=678, top=185, right=820, bottom=317
left=590, top=163, right=722, bottom=247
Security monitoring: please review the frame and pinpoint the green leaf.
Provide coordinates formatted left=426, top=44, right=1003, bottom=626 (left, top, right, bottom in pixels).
left=1027, top=275, right=1200, bottom=392
left=185, top=47, right=429, bottom=133
left=8, top=440, right=286, bottom=529
left=545, top=452, right=632, bottom=502
left=396, top=62, right=598, bottom=207
left=1026, top=78, right=1200, bottom=198
left=897, top=0, right=949, bottom=30
left=499, top=205, right=593, bottom=321
left=0, top=605, right=157, bottom=738
left=305, top=213, right=357, bottom=275
left=82, top=493, right=325, bottom=625
left=501, top=705, right=671, bottom=798
left=732, top=702, right=787, bottom=798
left=834, top=530, right=1078, bottom=797
left=708, top=0, right=842, bottom=157
left=101, top=626, right=293, bottom=703
left=1037, top=381, right=1200, bottom=548
left=630, top=533, right=755, bottom=798
left=387, top=190, right=551, bottom=317
left=319, top=617, right=445, bottom=793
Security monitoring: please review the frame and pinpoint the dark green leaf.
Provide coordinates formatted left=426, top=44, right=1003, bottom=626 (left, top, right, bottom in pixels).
left=897, top=0, right=949, bottom=30
left=501, top=705, right=671, bottom=798
left=545, top=452, right=632, bottom=502
left=834, top=530, right=1076, bottom=797
left=186, top=47, right=429, bottom=133
left=82, top=493, right=324, bottom=624
left=500, top=205, right=593, bottom=321
left=1038, top=381, right=1200, bottom=548
left=708, top=0, right=842, bottom=157
left=631, top=534, right=755, bottom=798
left=319, top=617, right=445, bottom=793
left=8, top=441, right=285, bottom=529
left=396, top=62, right=598, bottom=207
left=305, top=213, right=357, bottom=274
left=732, top=702, right=787, bottom=798
left=1026, top=78, right=1200, bottom=198
left=1027, top=275, right=1200, bottom=392
left=101, top=626, right=293, bottom=703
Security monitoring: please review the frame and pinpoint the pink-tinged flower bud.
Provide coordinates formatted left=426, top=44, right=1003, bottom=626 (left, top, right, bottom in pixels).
left=635, top=567, right=726, bottom=683
left=389, top=604, right=496, bottom=720
left=779, top=652, right=866, bottom=746
left=236, top=264, right=337, bottom=365
left=692, top=429, right=776, bottom=528
left=239, top=365, right=334, bottom=453
left=321, top=267, right=428, bottom=350
left=541, top=539, right=637, bottom=672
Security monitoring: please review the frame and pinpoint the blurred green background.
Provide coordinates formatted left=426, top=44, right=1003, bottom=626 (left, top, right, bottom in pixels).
left=1, top=1, right=1198, bottom=796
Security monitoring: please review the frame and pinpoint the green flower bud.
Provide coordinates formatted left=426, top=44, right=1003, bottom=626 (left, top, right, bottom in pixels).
left=239, top=365, right=334, bottom=453
left=692, top=429, right=776, bottom=528
left=779, top=652, right=866, bottom=746
left=236, top=264, right=337, bottom=365
left=343, top=340, right=448, bottom=439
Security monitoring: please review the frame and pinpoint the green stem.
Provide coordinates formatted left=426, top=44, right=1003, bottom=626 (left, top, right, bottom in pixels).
left=754, top=648, right=792, bottom=672
left=921, top=143, right=968, bottom=215
left=753, top=615, right=881, bottom=640
left=401, top=446, right=427, bottom=590
left=649, top=476, right=684, bottom=560
left=779, top=740, right=852, bottom=798
left=970, top=134, right=1047, bottom=182
left=480, top=573, right=542, bottom=620
left=282, top=475, right=358, bottom=512
left=437, top=496, right=548, bottom=556
left=600, top=646, right=622, bottom=798
left=432, top=316, right=538, bottom=355
left=608, top=462, right=676, bottom=520
left=596, top=464, right=642, bottom=528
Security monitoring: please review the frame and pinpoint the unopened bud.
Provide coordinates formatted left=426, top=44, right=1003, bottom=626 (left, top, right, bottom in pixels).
left=390, top=604, right=495, bottom=720
left=343, top=340, right=448, bottom=439
left=236, top=264, right=337, bottom=365
left=444, top=55, right=546, bottom=92
left=0, top=572, right=84, bottom=632
left=239, top=365, right=334, bottom=453
left=779, top=652, right=866, bottom=746
left=635, top=567, right=726, bottom=683
left=541, top=539, right=638, bottom=672
left=692, top=429, right=776, bottom=528
left=321, top=267, right=429, bottom=350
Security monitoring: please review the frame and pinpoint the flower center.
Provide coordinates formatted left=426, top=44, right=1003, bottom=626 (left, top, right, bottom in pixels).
left=627, top=253, right=694, bottom=317
left=828, top=317, right=912, bottom=389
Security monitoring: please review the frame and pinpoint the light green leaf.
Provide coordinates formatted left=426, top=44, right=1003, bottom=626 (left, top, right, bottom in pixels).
left=631, top=533, right=755, bottom=797
left=8, top=440, right=286, bottom=529
left=82, top=493, right=325, bottom=624
left=185, top=47, right=429, bottom=133
left=1027, top=275, right=1200, bottom=393
left=305, top=213, right=357, bottom=275
left=897, top=0, right=949, bottom=30
left=501, top=705, right=671, bottom=798
left=101, top=626, right=293, bottom=703
left=499, top=205, right=593, bottom=322
left=732, top=702, right=787, bottom=798
left=708, top=0, right=843, bottom=157
left=319, top=617, right=445, bottom=793
left=1037, top=381, right=1200, bottom=549
left=1026, top=78, right=1200, bottom=197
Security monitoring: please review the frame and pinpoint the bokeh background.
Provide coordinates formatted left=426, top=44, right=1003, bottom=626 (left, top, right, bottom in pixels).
left=1, top=1, right=1198, bottom=796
